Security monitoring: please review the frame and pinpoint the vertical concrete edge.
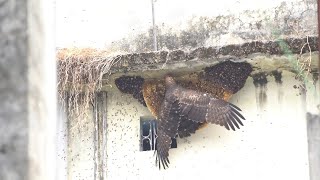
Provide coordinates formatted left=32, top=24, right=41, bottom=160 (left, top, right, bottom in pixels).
left=306, top=112, right=320, bottom=180
left=27, top=0, right=57, bottom=179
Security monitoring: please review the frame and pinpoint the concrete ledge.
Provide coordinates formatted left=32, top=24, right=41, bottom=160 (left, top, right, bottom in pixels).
left=109, top=36, right=318, bottom=74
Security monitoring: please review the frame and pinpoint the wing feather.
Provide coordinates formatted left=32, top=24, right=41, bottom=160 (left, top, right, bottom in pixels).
left=223, top=120, right=230, bottom=130
left=155, top=75, right=246, bottom=170
left=177, top=118, right=202, bottom=138
left=177, top=87, right=245, bottom=131
left=230, top=111, right=244, bottom=126
left=155, top=130, right=171, bottom=169
left=155, top=94, right=181, bottom=169
left=228, top=113, right=240, bottom=129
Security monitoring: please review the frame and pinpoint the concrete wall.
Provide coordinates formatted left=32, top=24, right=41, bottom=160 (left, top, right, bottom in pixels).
left=102, top=70, right=317, bottom=180
left=0, top=0, right=57, bottom=179
left=67, top=105, right=95, bottom=180
left=64, top=49, right=319, bottom=179
left=57, top=105, right=68, bottom=180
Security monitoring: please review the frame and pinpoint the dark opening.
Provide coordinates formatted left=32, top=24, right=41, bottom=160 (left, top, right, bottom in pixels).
left=140, top=118, right=177, bottom=151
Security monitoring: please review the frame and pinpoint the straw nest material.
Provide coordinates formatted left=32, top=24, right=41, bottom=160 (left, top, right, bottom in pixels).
left=57, top=48, right=119, bottom=119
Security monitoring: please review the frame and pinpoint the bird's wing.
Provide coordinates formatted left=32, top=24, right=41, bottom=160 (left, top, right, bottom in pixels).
left=177, top=118, right=202, bottom=138
left=177, top=88, right=245, bottom=131
left=155, top=95, right=181, bottom=169
left=155, top=128, right=172, bottom=169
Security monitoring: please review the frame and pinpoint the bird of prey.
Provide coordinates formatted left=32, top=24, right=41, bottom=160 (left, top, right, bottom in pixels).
left=114, top=60, right=252, bottom=169
left=141, top=61, right=251, bottom=139
left=155, top=75, right=245, bottom=169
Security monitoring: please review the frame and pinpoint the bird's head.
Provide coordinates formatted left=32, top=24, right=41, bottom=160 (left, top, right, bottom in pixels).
left=164, top=74, right=176, bottom=86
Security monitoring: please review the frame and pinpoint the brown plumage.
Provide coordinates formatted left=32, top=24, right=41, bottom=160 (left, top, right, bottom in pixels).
left=115, top=61, right=252, bottom=139
left=142, top=73, right=233, bottom=139
left=155, top=75, right=246, bottom=169
left=114, top=61, right=252, bottom=169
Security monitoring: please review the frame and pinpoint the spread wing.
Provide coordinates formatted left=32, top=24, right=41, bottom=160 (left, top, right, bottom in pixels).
left=177, top=88, right=245, bottom=131
left=177, top=119, right=202, bottom=138
left=155, top=96, right=181, bottom=169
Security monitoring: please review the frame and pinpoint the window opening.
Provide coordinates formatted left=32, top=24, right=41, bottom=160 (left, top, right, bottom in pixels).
left=140, top=118, right=177, bottom=151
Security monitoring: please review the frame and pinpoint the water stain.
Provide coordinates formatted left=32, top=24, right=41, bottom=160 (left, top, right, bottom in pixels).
left=299, top=83, right=307, bottom=113
left=271, top=70, right=283, bottom=84
left=253, top=72, right=268, bottom=87
left=271, top=70, right=283, bottom=103
left=312, top=72, right=319, bottom=86
left=252, top=73, right=268, bottom=111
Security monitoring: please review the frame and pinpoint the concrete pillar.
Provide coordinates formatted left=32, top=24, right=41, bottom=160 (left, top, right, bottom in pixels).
left=0, top=0, right=56, bottom=180
left=307, top=113, right=320, bottom=180
left=305, top=74, right=320, bottom=180
left=0, top=1, right=28, bottom=179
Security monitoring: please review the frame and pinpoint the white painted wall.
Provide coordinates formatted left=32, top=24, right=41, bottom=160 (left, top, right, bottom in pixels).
left=67, top=106, right=95, bottom=180
left=57, top=105, right=68, bottom=180
left=104, top=70, right=315, bottom=180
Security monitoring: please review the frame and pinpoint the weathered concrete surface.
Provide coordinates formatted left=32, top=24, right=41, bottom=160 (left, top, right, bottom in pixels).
left=67, top=105, right=95, bottom=180
left=57, top=104, right=68, bottom=180
left=66, top=92, right=108, bottom=180
left=307, top=113, right=320, bottom=180
left=107, top=36, right=318, bottom=74
left=0, top=1, right=28, bottom=179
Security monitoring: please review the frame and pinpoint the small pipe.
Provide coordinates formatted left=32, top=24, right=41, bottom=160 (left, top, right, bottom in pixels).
left=151, top=0, right=158, bottom=51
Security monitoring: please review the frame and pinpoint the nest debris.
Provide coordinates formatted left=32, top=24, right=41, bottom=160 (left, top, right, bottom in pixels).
left=57, top=48, right=119, bottom=120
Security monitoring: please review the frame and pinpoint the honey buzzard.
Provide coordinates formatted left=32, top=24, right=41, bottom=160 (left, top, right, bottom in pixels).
left=155, top=75, right=245, bottom=169
left=114, top=60, right=252, bottom=169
